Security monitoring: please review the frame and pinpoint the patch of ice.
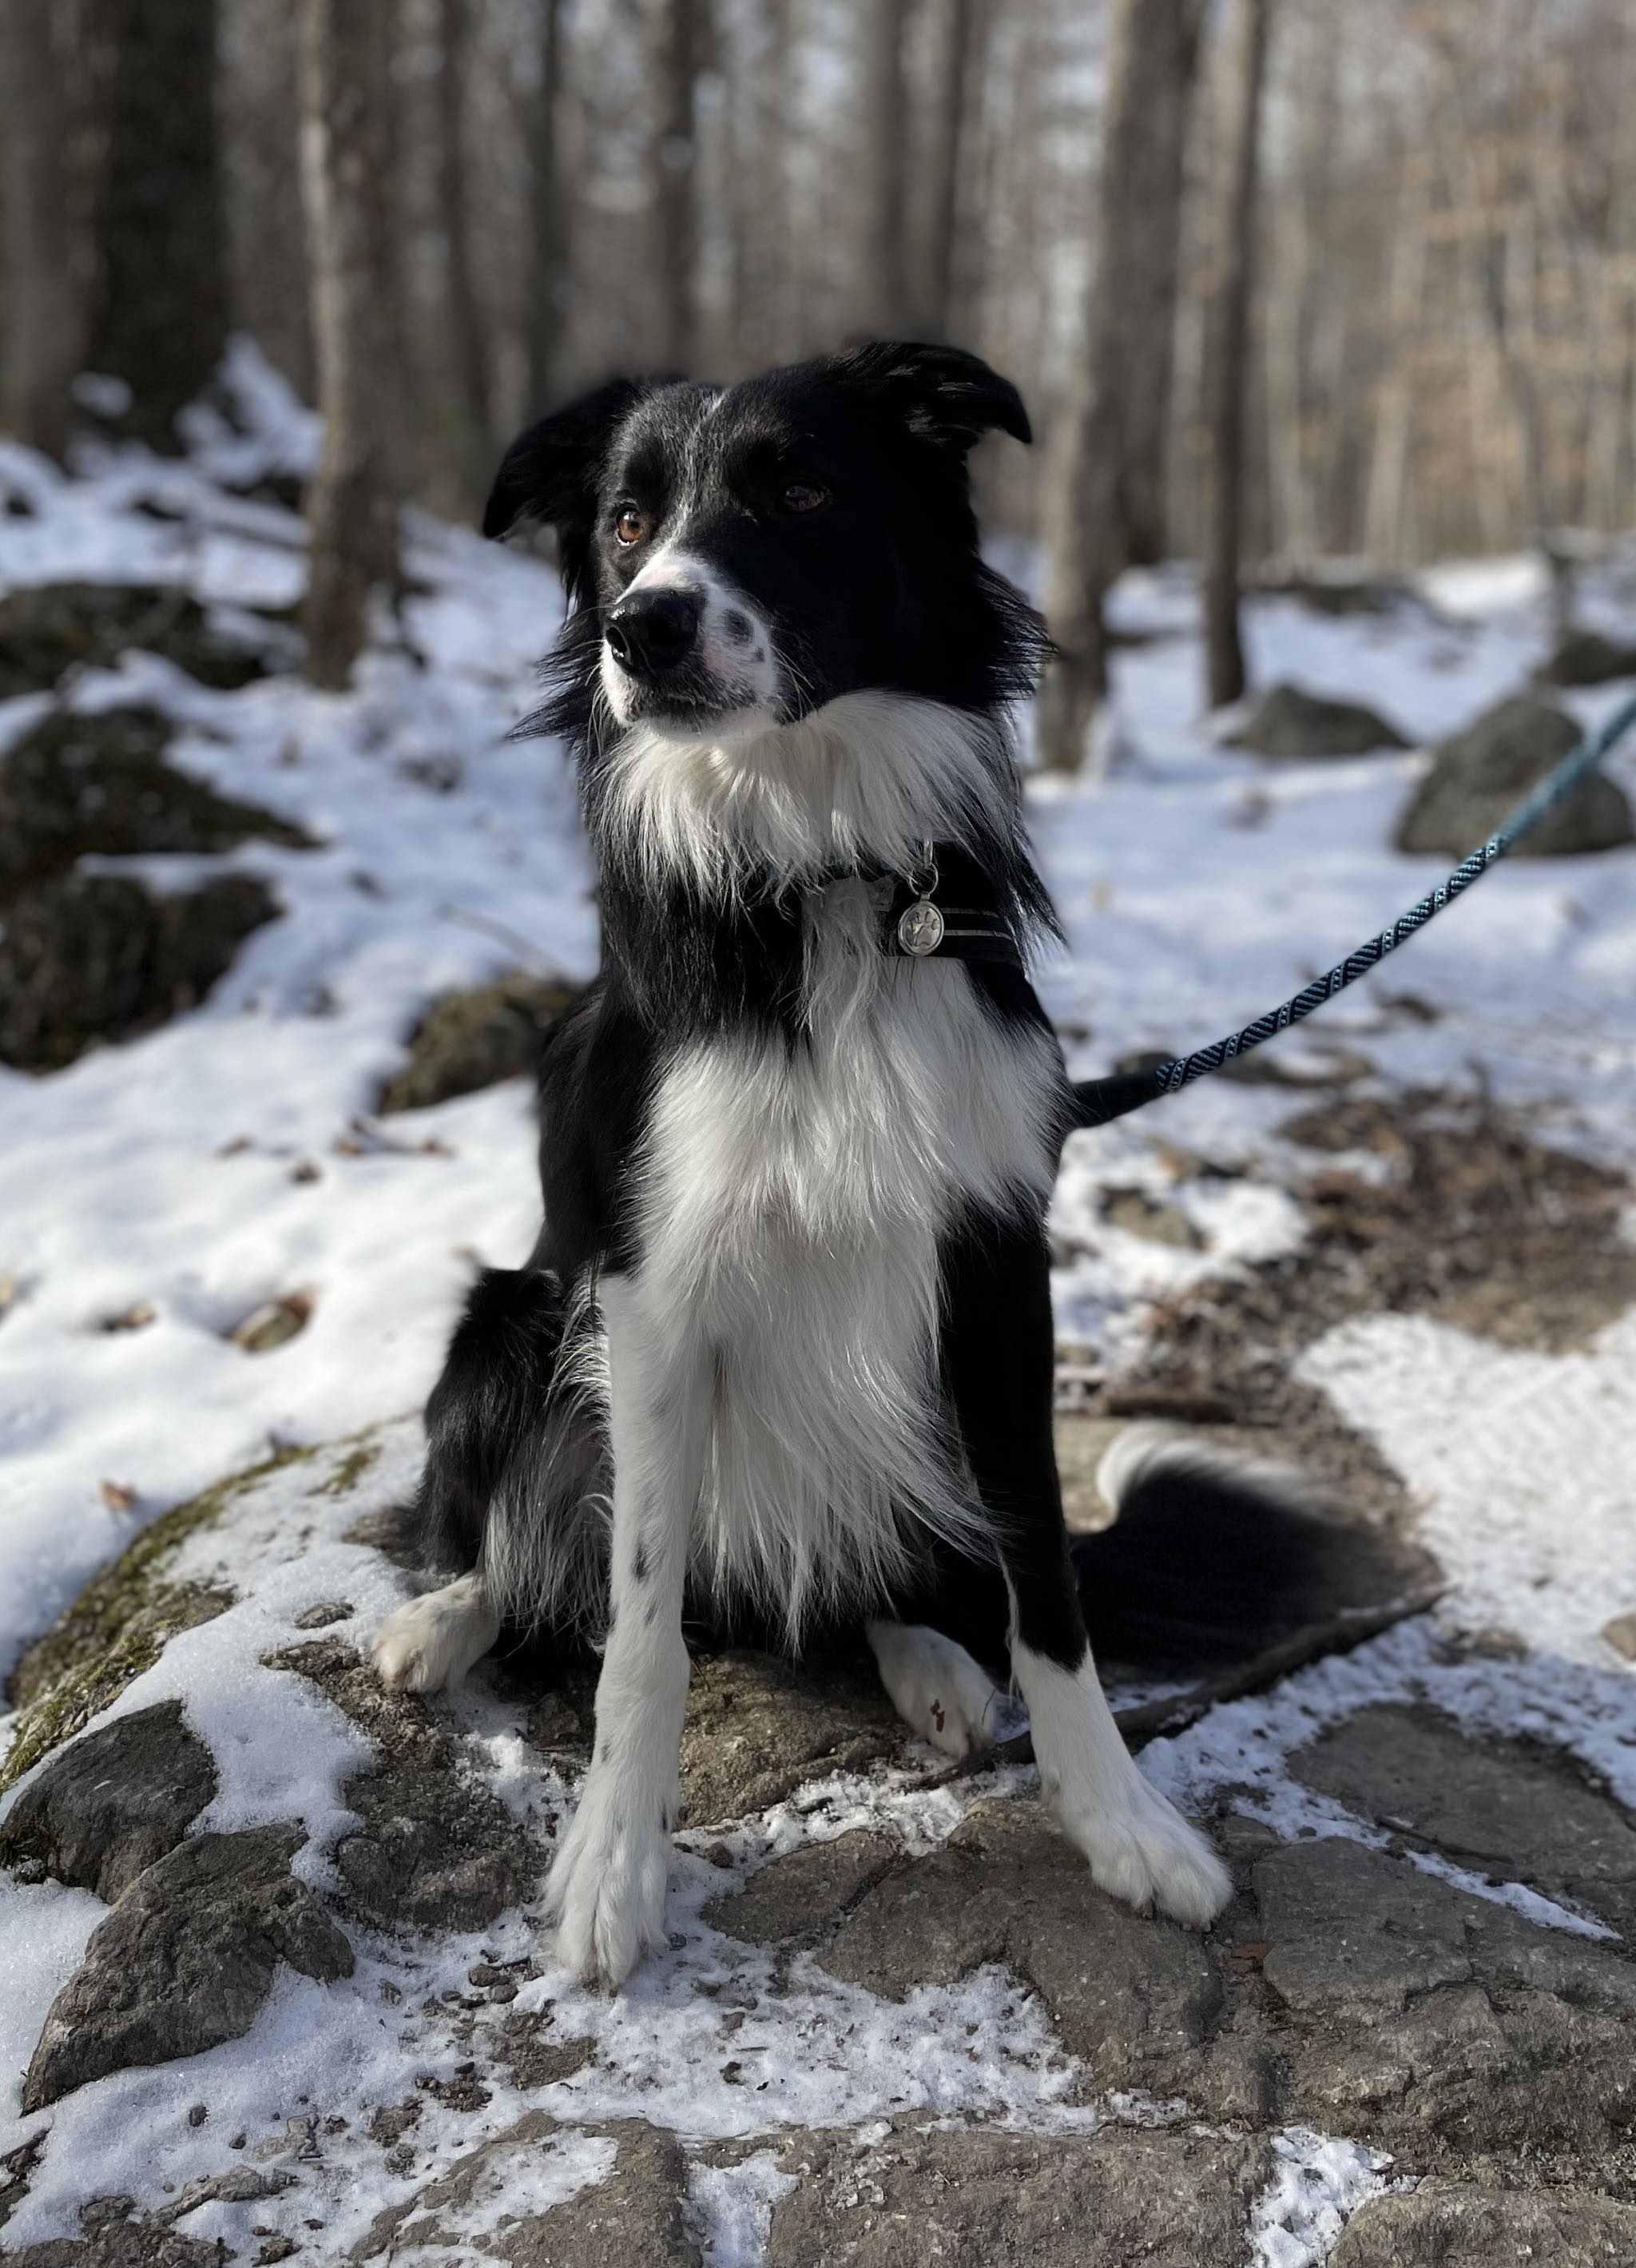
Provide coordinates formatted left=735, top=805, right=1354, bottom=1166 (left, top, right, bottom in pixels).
left=1248, top=2127, right=1395, bottom=2268
left=686, top=2151, right=799, bottom=2268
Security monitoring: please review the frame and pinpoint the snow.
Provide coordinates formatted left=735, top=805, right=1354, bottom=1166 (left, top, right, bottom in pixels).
left=1300, top=1306, right=1636, bottom=1668
left=2, top=347, right=1635, bottom=2260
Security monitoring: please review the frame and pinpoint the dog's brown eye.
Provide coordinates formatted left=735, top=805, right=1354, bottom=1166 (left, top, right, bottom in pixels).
left=614, top=505, right=647, bottom=546
left=781, top=482, right=829, bottom=515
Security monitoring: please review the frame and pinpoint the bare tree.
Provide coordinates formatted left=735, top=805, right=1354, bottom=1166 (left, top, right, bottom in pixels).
left=730, top=0, right=796, bottom=368
left=84, top=0, right=228, bottom=447
left=1038, top=0, right=1206, bottom=772
left=435, top=0, right=494, bottom=476
left=525, top=0, right=572, bottom=410
left=919, top=0, right=977, bottom=340
left=1120, top=0, right=1205, bottom=567
left=649, top=0, right=705, bottom=370
left=857, top=0, right=911, bottom=336
left=1203, top=0, right=1272, bottom=711
left=2, top=0, right=80, bottom=459
left=298, top=0, right=403, bottom=689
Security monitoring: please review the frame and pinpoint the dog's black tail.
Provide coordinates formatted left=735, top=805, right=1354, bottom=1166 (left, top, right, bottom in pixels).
left=1074, top=1424, right=1416, bottom=1672
left=414, top=1265, right=572, bottom=1578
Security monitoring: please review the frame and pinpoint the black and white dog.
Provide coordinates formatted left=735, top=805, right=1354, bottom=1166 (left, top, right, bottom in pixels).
left=373, top=344, right=1323, bottom=1988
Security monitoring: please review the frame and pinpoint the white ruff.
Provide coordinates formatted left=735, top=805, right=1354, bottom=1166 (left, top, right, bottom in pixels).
left=598, top=689, right=1018, bottom=900
left=631, top=883, right=1062, bottom=1636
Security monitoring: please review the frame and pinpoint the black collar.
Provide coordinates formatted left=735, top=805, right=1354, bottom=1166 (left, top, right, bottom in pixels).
left=816, top=840, right=1024, bottom=971
left=882, top=870, right=1023, bottom=968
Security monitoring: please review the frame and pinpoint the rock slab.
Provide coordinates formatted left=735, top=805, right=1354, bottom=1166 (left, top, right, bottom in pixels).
left=23, top=1824, right=354, bottom=2109
left=1332, top=2182, right=1636, bottom=2266
left=0, top=1699, right=217, bottom=1901
left=763, top=2123, right=1269, bottom=2268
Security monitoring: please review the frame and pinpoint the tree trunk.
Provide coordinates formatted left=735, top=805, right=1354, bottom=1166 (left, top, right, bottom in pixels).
left=1203, top=0, right=1272, bottom=713
left=649, top=0, right=704, bottom=371
left=435, top=0, right=493, bottom=473
left=1037, top=0, right=1205, bottom=773
left=919, top=0, right=975, bottom=340
left=1118, top=0, right=1205, bottom=568
left=2, top=0, right=80, bottom=460
left=525, top=0, right=571, bottom=409
left=857, top=0, right=910, bottom=336
left=84, top=0, right=228, bottom=449
left=298, top=0, right=402, bottom=690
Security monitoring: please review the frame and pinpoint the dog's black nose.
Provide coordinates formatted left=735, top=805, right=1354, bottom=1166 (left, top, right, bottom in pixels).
left=606, top=589, right=702, bottom=680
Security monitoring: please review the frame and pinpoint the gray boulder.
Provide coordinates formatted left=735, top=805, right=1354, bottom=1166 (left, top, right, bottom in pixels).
left=1395, top=694, right=1634, bottom=856
left=1536, top=627, right=1636, bottom=688
left=23, top=1824, right=353, bottom=2109
left=0, top=1699, right=217, bottom=1901
left=1226, top=681, right=1409, bottom=758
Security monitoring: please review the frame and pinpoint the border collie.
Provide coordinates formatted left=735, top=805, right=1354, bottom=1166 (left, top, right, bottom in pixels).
left=373, top=343, right=1321, bottom=1988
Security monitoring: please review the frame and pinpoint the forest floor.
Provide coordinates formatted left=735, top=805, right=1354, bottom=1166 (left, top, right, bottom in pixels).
left=2, top=353, right=1636, bottom=2266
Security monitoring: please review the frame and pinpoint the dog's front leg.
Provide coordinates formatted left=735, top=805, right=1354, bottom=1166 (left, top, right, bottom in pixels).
left=943, top=1217, right=1231, bottom=1928
left=542, top=1273, right=710, bottom=1989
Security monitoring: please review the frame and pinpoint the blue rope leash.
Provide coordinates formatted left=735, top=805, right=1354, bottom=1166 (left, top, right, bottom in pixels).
left=1073, top=688, right=1636, bottom=1129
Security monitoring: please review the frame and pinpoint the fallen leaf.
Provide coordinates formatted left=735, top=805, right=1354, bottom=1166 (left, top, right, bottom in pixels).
left=229, top=1292, right=314, bottom=1354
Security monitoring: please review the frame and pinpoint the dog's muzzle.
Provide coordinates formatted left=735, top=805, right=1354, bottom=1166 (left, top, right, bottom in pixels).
left=606, top=589, right=702, bottom=685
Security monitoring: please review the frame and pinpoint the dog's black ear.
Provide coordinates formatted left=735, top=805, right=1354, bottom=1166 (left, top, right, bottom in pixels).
left=829, top=341, right=1032, bottom=453
left=482, top=377, right=645, bottom=542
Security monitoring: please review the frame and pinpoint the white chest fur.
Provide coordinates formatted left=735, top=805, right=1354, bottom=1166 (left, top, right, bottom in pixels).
left=629, top=878, right=1062, bottom=1631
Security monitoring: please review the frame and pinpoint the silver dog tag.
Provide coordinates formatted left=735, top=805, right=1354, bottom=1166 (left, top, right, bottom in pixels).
left=897, top=900, right=945, bottom=955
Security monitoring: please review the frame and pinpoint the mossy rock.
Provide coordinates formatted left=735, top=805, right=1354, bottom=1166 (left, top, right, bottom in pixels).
left=378, top=972, right=581, bottom=1113
left=0, top=581, right=290, bottom=701
left=0, top=869, right=281, bottom=1071
left=1, top=1448, right=313, bottom=1791
left=0, top=703, right=312, bottom=903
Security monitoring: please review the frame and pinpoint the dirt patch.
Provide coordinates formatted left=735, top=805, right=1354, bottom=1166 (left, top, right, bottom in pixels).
left=1099, top=1089, right=1636, bottom=1539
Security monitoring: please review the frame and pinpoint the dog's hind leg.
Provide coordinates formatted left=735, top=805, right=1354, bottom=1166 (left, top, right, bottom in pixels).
left=864, top=1619, right=1003, bottom=1759
left=940, top=1217, right=1231, bottom=1929
left=542, top=1271, right=712, bottom=1990
left=371, top=1261, right=580, bottom=1696
left=375, top=1573, right=502, bottom=1694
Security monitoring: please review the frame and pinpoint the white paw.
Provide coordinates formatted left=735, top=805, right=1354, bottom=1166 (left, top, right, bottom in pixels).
left=544, top=1777, right=673, bottom=1990
left=867, top=1621, right=1004, bottom=1760
left=372, top=1577, right=498, bottom=1695
left=1052, top=1770, right=1232, bottom=1929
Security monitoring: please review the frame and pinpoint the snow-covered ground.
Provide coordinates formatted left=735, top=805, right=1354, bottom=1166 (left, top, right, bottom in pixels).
left=2, top=353, right=1635, bottom=2262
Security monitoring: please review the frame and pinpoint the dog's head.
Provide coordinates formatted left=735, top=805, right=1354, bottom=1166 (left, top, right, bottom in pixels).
left=484, top=344, right=1041, bottom=741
